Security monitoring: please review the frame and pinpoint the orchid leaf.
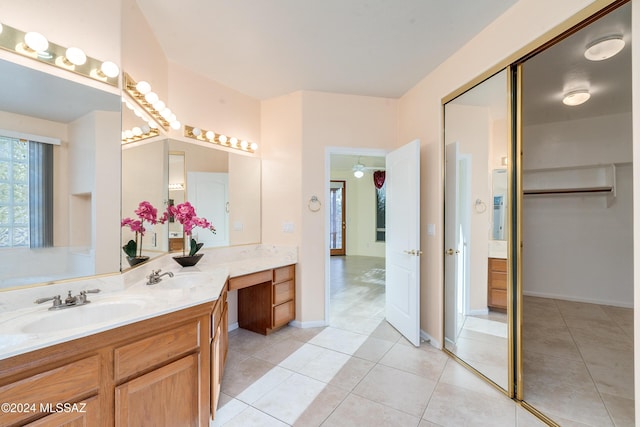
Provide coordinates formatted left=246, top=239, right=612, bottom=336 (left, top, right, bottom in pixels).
left=189, top=239, right=204, bottom=256
left=122, top=239, right=137, bottom=257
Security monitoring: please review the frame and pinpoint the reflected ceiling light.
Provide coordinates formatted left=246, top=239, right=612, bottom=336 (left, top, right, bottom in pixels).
left=100, top=61, right=120, bottom=78
left=353, top=163, right=365, bottom=179
left=205, top=130, right=215, bottom=140
left=562, top=89, right=591, bottom=106
left=0, top=23, right=3, bottom=34
left=240, top=140, right=249, bottom=150
left=185, top=125, right=258, bottom=153
left=192, top=127, right=202, bottom=137
left=584, top=35, right=625, bottom=61
left=24, top=31, right=48, bottom=52
left=170, top=120, right=181, bottom=130
left=219, top=134, right=228, bottom=143
left=250, top=142, right=258, bottom=151
left=136, top=81, right=151, bottom=95
left=145, top=91, right=159, bottom=104
left=65, top=47, right=86, bottom=65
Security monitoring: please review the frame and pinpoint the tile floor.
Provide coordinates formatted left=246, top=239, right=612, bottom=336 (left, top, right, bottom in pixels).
left=523, top=296, right=634, bottom=426
left=213, top=256, right=549, bottom=426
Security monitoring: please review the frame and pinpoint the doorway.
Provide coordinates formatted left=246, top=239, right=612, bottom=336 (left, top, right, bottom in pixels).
left=330, top=181, right=346, bottom=256
left=325, top=150, right=387, bottom=330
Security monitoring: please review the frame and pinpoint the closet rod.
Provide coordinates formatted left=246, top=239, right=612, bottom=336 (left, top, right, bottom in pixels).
left=523, top=186, right=613, bottom=195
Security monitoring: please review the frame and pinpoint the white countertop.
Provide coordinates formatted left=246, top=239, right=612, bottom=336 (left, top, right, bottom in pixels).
left=0, top=244, right=297, bottom=360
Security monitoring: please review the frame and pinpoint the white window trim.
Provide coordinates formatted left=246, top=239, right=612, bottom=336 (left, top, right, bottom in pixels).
left=0, top=129, right=60, bottom=145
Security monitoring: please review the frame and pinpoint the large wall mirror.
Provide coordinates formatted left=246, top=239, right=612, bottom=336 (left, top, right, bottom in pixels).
left=0, top=58, right=121, bottom=290
left=443, top=68, right=510, bottom=392
left=121, top=137, right=261, bottom=264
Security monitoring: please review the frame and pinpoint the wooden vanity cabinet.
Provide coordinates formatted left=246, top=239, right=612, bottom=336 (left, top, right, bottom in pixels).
left=488, top=257, right=508, bottom=311
left=210, top=284, right=228, bottom=419
left=0, top=289, right=229, bottom=427
left=232, top=265, right=296, bottom=335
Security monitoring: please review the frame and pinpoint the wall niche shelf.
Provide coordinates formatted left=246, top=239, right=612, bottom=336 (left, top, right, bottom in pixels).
left=523, top=164, right=616, bottom=207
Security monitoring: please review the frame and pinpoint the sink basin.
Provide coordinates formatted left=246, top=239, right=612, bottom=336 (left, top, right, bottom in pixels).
left=151, top=272, right=211, bottom=289
left=20, top=299, right=148, bottom=334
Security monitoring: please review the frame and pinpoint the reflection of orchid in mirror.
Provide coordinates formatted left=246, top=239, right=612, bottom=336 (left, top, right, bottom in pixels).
left=121, top=201, right=161, bottom=258
left=166, top=201, right=216, bottom=256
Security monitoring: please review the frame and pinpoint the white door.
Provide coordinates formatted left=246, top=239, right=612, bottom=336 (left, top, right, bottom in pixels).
left=385, top=139, right=421, bottom=346
left=444, top=142, right=461, bottom=345
left=187, top=172, right=229, bottom=247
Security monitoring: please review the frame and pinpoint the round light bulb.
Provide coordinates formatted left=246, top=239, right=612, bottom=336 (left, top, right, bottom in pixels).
left=145, top=92, right=159, bottom=104
left=0, top=23, right=3, bottom=35
left=562, top=89, right=591, bottom=106
left=148, top=121, right=158, bottom=129
left=125, top=130, right=134, bottom=139
left=229, top=137, right=238, bottom=147
left=160, top=108, right=172, bottom=119
left=585, top=36, right=625, bottom=61
left=206, top=131, right=215, bottom=140
left=168, top=113, right=176, bottom=122
left=121, top=131, right=126, bottom=139
left=136, top=81, right=151, bottom=95
left=354, top=170, right=364, bottom=179
left=240, top=140, right=249, bottom=150
left=192, top=128, right=202, bottom=137
left=250, top=142, right=258, bottom=151
left=24, top=32, right=48, bottom=52
left=132, top=127, right=142, bottom=136
left=219, top=134, right=227, bottom=143
left=65, top=47, right=87, bottom=65
left=100, top=61, right=120, bottom=78
left=170, top=120, right=181, bottom=130
left=141, top=125, right=150, bottom=134
left=133, top=109, right=143, bottom=118
left=125, top=101, right=134, bottom=110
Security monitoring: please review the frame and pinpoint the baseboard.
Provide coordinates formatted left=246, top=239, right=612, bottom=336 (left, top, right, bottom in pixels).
left=228, top=322, right=239, bottom=332
left=420, top=329, right=441, bottom=349
left=467, top=308, right=489, bottom=316
left=288, top=319, right=328, bottom=329
left=523, top=290, right=633, bottom=309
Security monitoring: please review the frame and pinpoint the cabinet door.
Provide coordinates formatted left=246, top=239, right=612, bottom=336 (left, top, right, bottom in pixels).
left=115, top=354, right=199, bottom=427
left=26, top=396, right=99, bottom=427
left=210, top=326, right=221, bottom=419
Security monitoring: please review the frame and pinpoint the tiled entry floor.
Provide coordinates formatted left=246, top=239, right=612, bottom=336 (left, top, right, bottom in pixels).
left=213, top=257, right=545, bottom=426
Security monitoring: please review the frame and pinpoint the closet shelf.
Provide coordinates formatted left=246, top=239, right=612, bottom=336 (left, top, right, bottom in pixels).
left=523, top=164, right=616, bottom=206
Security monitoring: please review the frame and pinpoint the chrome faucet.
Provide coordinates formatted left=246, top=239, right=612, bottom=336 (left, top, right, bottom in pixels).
left=146, top=269, right=174, bottom=285
left=35, top=289, right=101, bottom=310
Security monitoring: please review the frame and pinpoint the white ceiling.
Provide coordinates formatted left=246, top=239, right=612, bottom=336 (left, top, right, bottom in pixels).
left=135, top=0, right=518, bottom=100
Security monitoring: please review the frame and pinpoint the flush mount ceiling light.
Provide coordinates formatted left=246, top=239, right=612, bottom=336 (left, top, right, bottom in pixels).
left=353, top=162, right=365, bottom=179
left=584, top=35, right=625, bottom=61
left=562, top=89, right=591, bottom=106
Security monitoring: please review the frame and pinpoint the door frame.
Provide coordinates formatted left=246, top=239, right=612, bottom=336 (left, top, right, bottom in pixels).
left=329, top=180, right=347, bottom=256
left=324, top=147, right=389, bottom=325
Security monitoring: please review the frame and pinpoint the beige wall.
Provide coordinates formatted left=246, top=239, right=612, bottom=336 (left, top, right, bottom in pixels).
left=398, top=0, right=600, bottom=345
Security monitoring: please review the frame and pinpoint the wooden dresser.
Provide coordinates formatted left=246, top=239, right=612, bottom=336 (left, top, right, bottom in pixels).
left=487, top=258, right=507, bottom=311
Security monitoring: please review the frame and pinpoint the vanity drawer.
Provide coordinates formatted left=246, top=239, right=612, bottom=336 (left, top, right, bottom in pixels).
left=0, top=356, right=99, bottom=426
left=273, top=301, right=295, bottom=328
left=490, top=271, right=507, bottom=290
left=273, top=265, right=295, bottom=284
left=229, top=270, right=272, bottom=291
left=490, top=289, right=507, bottom=309
left=114, top=321, right=200, bottom=381
left=273, top=280, right=294, bottom=305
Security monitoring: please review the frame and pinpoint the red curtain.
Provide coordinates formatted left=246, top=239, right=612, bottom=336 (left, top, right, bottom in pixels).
left=373, top=170, right=385, bottom=189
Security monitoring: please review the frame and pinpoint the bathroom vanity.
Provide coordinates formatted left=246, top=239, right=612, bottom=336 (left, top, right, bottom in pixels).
left=0, top=245, right=297, bottom=426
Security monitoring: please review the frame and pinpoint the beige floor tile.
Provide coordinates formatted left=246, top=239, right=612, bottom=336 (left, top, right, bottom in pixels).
left=587, top=363, right=634, bottom=399
left=601, top=305, right=634, bottom=338
left=295, top=347, right=351, bottom=382
left=422, top=382, right=516, bottom=427
left=522, top=323, right=582, bottom=361
left=220, top=356, right=277, bottom=398
left=523, top=352, right=613, bottom=427
left=322, top=394, right=421, bottom=427
left=253, top=373, right=347, bottom=425
left=251, top=337, right=306, bottom=365
left=212, top=397, right=248, bottom=427
left=379, top=342, right=448, bottom=381
left=369, top=320, right=403, bottom=343
left=278, top=343, right=327, bottom=372
left=438, top=359, right=504, bottom=397
left=216, top=406, right=289, bottom=427
left=227, top=328, right=278, bottom=355
left=353, top=364, right=436, bottom=417
left=308, top=326, right=368, bottom=355
left=235, top=365, right=293, bottom=404
left=291, top=385, right=350, bottom=426
left=325, top=356, right=375, bottom=391
left=352, top=335, right=394, bottom=362
left=287, top=326, right=326, bottom=343
left=515, top=406, right=548, bottom=427
left=600, top=392, right=635, bottom=427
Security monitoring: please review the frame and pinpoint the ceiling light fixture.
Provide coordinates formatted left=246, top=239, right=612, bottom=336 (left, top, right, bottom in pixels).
left=562, top=89, right=591, bottom=106
left=584, top=35, right=625, bottom=61
left=185, top=125, right=258, bottom=153
left=353, top=162, right=365, bottom=179
left=124, top=73, right=182, bottom=131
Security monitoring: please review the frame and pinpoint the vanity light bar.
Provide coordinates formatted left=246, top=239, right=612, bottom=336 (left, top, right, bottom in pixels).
left=0, top=22, right=119, bottom=87
left=184, top=125, right=258, bottom=153
left=123, top=73, right=173, bottom=131
left=121, top=127, right=160, bottom=145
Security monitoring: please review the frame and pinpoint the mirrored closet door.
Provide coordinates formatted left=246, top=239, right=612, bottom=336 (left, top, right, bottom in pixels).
left=517, top=1, right=633, bottom=424
left=443, top=68, right=512, bottom=394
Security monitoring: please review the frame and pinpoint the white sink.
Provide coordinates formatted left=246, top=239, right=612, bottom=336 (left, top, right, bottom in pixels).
left=20, top=299, right=148, bottom=334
